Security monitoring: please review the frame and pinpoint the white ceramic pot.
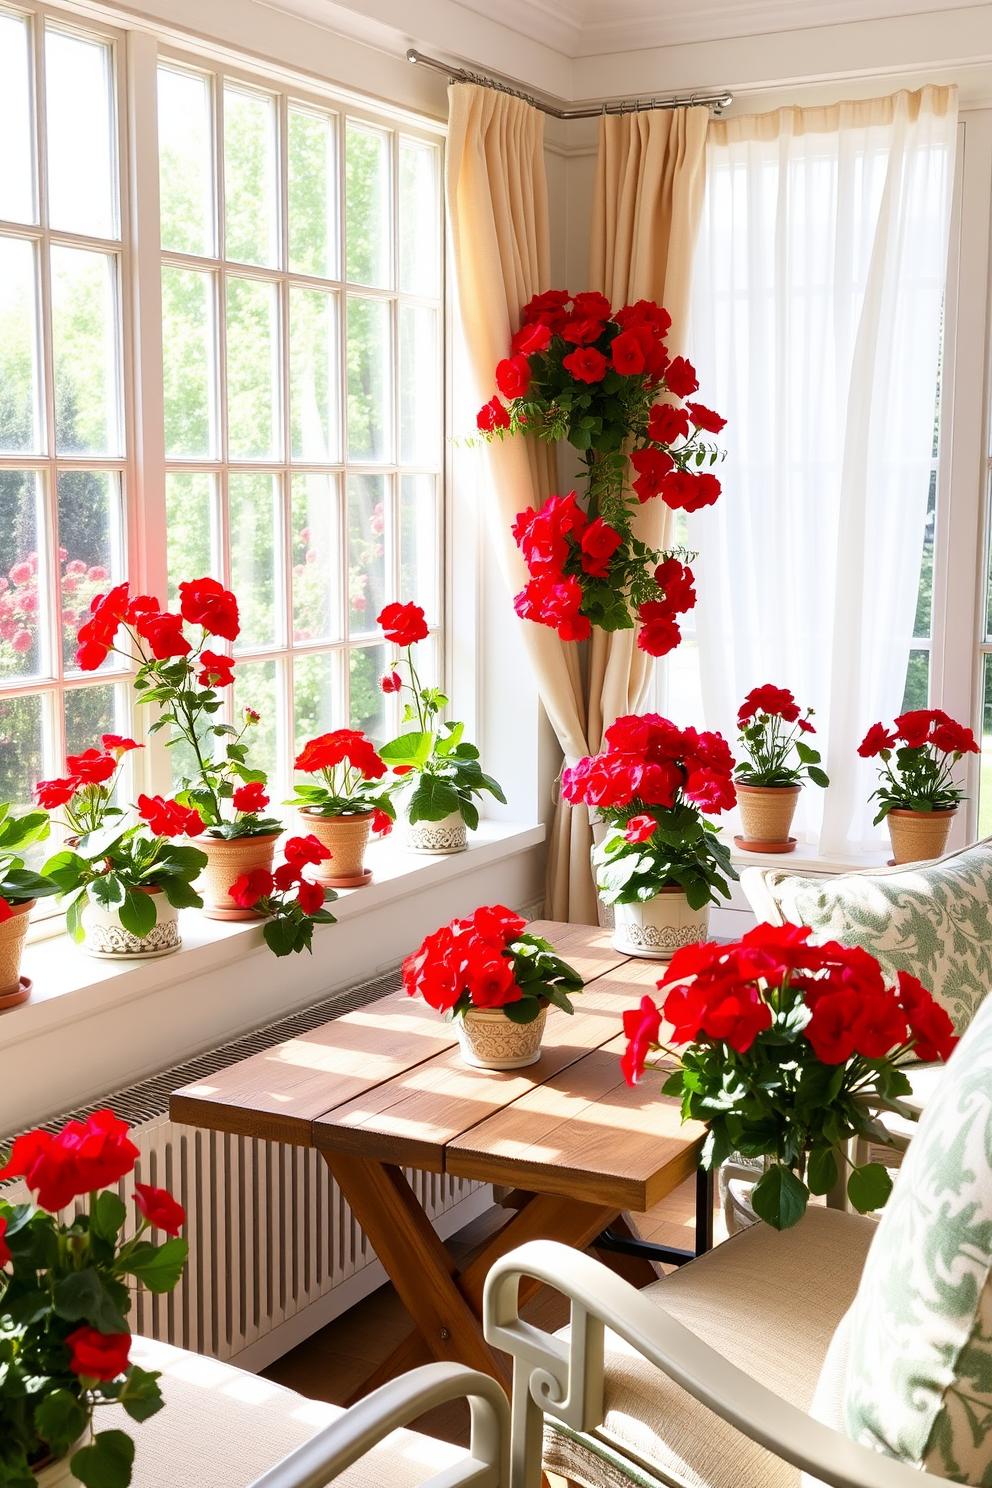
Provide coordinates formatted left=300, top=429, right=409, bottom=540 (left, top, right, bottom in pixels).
left=80, top=889, right=181, bottom=959
left=612, top=888, right=710, bottom=961
left=456, top=1005, right=548, bottom=1069
left=33, top=1438, right=84, bottom=1486
left=396, top=784, right=468, bottom=854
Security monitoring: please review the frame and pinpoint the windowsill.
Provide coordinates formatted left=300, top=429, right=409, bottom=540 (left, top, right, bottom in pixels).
left=720, top=829, right=892, bottom=876
left=5, top=820, right=545, bottom=1040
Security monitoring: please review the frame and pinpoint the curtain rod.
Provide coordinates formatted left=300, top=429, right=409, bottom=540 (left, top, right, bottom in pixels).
left=406, top=49, right=733, bottom=118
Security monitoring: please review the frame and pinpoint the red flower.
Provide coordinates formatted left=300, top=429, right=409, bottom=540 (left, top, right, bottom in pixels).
left=377, top=602, right=429, bottom=648
left=514, top=573, right=589, bottom=642
left=294, top=730, right=386, bottom=780
left=521, top=289, right=571, bottom=331
left=179, top=577, right=240, bottom=641
left=857, top=722, right=898, bottom=757
left=0, top=1110, right=138, bottom=1212
left=636, top=603, right=682, bottom=657
left=897, top=971, right=958, bottom=1062
left=630, top=447, right=675, bottom=503
left=894, top=709, right=936, bottom=748
left=620, top=995, right=662, bottom=1085
left=654, top=558, right=696, bottom=614
left=102, top=734, right=142, bottom=754
left=849, top=992, right=909, bottom=1059
left=580, top=518, right=622, bottom=578
left=512, top=493, right=587, bottom=577
left=66, top=748, right=117, bottom=785
left=135, top=609, right=191, bottom=660
left=273, top=862, right=301, bottom=892
left=665, top=356, right=700, bottom=398
left=0, top=899, right=11, bottom=924
left=805, top=991, right=861, bottom=1064
left=296, top=879, right=326, bottom=915
left=233, top=782, right=269, bottom=813
left=371, top=807, right=393, bottom=836
left=197, top=650, right=236, bottom=688
left=686, top=402, right=727, bottom=435
left=511, top=322, right=552, bottom=356
left=495, top=354, right=531, bottom=400
left=562, top=347, right=607, bottom=383
left=284, top=833, right=333, bottom=867
left=614, top=300, right=671, bottom=337
left=563, top=318, right=605, bottom=346
left=0, top=1215, right=9, bottom=1268
left=624, top=813, right=656, bottom=844
left=648, top=403, right=690, bottom=446
left=230, top=868, right=274, bottom=907
left=930, top=718, right=979, bottom=755
left=477, top=396, right=511, bottom=432
left=610, top=330, right=647, bottom=374
left=137, top=794, right=204, bottom=838
left=738, top=685, right=801, bottom=726
left=134, top=1183, right=185, bottom=1236
left=35, top=777, right=80, bottom=809
left=75, top=639, right=111, bottom=670
left=464, top=940, right=520, bottom=1008
left=380, top=671, right=402, bottom=693
left=65, top=1327, right=131, bottom=1382
left=571, top=292, right=612, bottom=321
left=660, top=469, right=722, bottom=512
left=469, top=904, right=527, bottom=948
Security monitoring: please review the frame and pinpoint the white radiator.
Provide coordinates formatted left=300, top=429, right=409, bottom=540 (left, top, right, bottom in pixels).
left=1, top=968, right=493, bottom=1373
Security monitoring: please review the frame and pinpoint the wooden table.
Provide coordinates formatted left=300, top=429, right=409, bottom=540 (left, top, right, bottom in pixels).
left=170, top=922, right=706, bottom=1395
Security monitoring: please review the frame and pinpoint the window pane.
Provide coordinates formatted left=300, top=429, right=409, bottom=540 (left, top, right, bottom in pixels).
left=980, top=653, right=992, bottom=839
left=347, top=296, right=389, bottom=462
left=58, top=470, right=124, bottom=674
left=399, top=139, right=439, bottom=297
left=0, top=692, right=43, bottom=810
left=292, top=473, right=342, bottom=645
left=52, top=246, right=122, bottom=456
left=290, top=287, right=339, bottom=462
left=166, top=472, right=216, bottom=606
left=226, top=276, right=279, bottom=459
left=901, top=648, right=930, bottom=713
left=229, top=472, right=280, bottom=652
left=45, top=29, right=116, bottom=240
left=914, top=469, right=936, bottom=640
left=162, top=265, right=215, bottom=458
left=0, top=15, right=35, bottom=225
left=64, top=681, right=120, bottom=755
left=224, top=87, right=277, bottom=268
left=0, top=236, right=40, bottom=454
left=293, top=651, right=344, bottom=754
left=233, top=657, right=277, bottom=778
left=348, top=473, right=386, bottom=635
left=0, top=471, right=46, bottom=681
left=400, top=474, right=438, bottom=626
left=158, top=66, right=214, bottom=257
left=399, top=304, right=438, bottom=465
left=349, top=642, right=385, bottom=743
left=346, top=123, right=389, bottom=288
left=288, top=108, right=336, bottom=279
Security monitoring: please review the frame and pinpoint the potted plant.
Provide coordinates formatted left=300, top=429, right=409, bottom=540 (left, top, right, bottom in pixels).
left=734, top=684, right=829, bottom=852
left=475, top=292, right=725, bottom=654
left=224, top=833, right=338, bottom=956
left=287, top=730, right=395, bottom=888
left=621, top=922, right=958, bottom=1228
left=73, top=580, right=284, bottom=918
left=376, top=602, right=506, bottom=853
left=37, top=740, right=208, bottom=957
left=0, top=1108, right=188, bottom=1486
left=562, top=713, right=739, bottom=960
left=0, top=806, right=60, bottom=1009
left=403, top=905, right=583, bottom=1069
left=858, top=708, right=979, bottom=863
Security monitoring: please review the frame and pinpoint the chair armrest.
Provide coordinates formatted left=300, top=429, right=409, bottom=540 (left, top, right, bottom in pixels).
left=483, top=1240, right=931, bottom=1488
left=246, top=1362, right=508, bottom=1488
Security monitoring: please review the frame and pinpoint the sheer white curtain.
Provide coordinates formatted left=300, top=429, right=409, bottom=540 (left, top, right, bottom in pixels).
left=687, top=87, right=957, bottom=855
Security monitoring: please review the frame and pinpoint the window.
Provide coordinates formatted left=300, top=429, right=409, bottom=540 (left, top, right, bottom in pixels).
left=157, top=63, right=443, bottom=798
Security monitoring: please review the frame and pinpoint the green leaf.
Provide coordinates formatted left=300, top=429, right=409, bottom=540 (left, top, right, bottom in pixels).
left=88, top=875, right=126, bottom=910
left=53, top=1269, right=129, bottom=1333
left=119, top=1237, right=189, bottom=1293
left=34, top=1390, right=89, bottom=1457
left=750, top=1164, right=809, bottom=1230
left=0, top=810, right=50, bottom=852
left=118, top=888, right=158, bottom=939
left=262, top=916, right=301, bottom=957
left=71, top=1431, right=136, bottom=1488
left=155, top=877, right=202, bottom=910
left=456, top=795, right=479, bottom=832
left=806, top=1147, right=839, bottom=1197
left=90, top=1191, right=127, bottom=1244
left=433, top=721, right=465, bottom=757
left=502, top=998, right=544, bottom=1024
left=847, top=1162, right=893, bottom=1215
left=807, top=766, right=830, bottom=788
left=408, top=776, right=459, bottom=823
left=118, top=1365, right=165, bottom=1424
left=379, top=731, right=433, bottom=768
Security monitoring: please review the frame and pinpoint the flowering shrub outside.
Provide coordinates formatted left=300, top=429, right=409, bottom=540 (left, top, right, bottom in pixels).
left=562, top=713, right=738, bottom=910
left=735, top=684, right=829, bottom=789
left=403, top=905, right=583, bottom=1025
left=0, top=1110, right=188, bottom=1487
left=858, top=708, right=979, bottom=821
left=288, top=729, right=394, bottom=831
left=0, top=549, right=110, bottom=677
left=622, top=924, right=958, bottom=1228
left=476, top=292, right=725, bottom=652
left=227, top=833, right=337, bottom=956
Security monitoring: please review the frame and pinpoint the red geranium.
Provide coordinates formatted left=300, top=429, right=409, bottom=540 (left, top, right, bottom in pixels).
left=624, top=814, right=656, bottom=844
left=137, top=794, right=204, bottom=838
left=496, top=354, right=531, bottom=400
left=477, top=396, right=511, bottom=432
left=380, top=671, right=402, bottom=693
left=66, top=748, right=117, bottom=785
left=102, top=734, right=142, bottom=754
left=664, top=356, right=700, bottom=398
left=134, top=1182, right=186, bottom=1236
left=738, top=684, right=801, bottom=726
left=648, top=403, right=690, bottom=445
left=511, top=322, right=552, bottom=355
left=35, top=777, right=80, bottom=809
left=197, top=650, right=236, bottom=688
left=630, top=447, right=675, bottom=503
left=178, top=577, right=240, bottom=641
left=659, top=469, right=722, bottom=512
left=0, top=1110, right=139, bottom=1213
left=514, top=572, right=590, bottom=642
left=135, top=609, right=191, bottom=660
left=65, top=1326, right=132, bottom=1382
left=296, top=879, right=326, bottom=915
left=857, top=722, right=898, bottom=757
left=294, top=729, right=386, bottom=781
left=230, top=868, right=274, bottom=907
left=579, top=518, right=622, bottom=578
left=284, top=833, right=333, bottom=868
left=562, top=347, right=607, bottom=383
left=232, top=782, right=269, bottom=813
left=620, top=995, right=663, bottom=1085
left=686, top=402, right=727, bottom=434
left=377, top=602, right=430, bottom=648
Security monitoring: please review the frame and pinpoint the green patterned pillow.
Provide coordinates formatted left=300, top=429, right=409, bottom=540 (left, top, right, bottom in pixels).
left=741, top=838, right=992, bottom=1032
left=842, top=990, right=992, bottom=1480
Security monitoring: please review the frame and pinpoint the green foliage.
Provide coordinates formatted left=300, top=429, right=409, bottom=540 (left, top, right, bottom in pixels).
left=870, top=740, right=970, bottom=821
left=43, top=831, right=209, bottom=943
left=593, top=806, right=738, bottom=908
left=736, top=710, right=830, bottom=789
left=451, top=932, right=584, bottom=1023
left=0, top=806, right=60, bottom=906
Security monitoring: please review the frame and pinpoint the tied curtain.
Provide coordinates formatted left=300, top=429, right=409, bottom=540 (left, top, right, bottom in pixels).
left=688, top=87, right=957, bottom=855
left=446, top=87, right=707, bottom=920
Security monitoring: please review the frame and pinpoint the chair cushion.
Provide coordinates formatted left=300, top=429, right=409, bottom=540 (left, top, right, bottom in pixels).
left=842, top=990, right=992, bottom=1481
left=544, top=1205, right=876, bottom=1488
left=98, top=1337, right=468, bottom=1488
left=740, top=836, right=992, bottom=1031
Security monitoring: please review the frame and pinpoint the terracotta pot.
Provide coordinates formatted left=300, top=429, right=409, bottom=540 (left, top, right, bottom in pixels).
left=192, top=832, right=280, bottom=920
left=80, top=886, right=181, bottom=958
left=886, top=807, right=957, bottom=866
left=735, top=783, right=801, bottom=852
left=456, top=1004, right=548, bottom=1069
left=0, top=898, right=34, bottom=1003
left=613, top=887, right=710, bottom=962
left=299, top=809, right=373, bottom=888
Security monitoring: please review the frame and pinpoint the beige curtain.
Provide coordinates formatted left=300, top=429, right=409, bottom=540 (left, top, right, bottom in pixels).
left=446, top=89, right=708, bottom=922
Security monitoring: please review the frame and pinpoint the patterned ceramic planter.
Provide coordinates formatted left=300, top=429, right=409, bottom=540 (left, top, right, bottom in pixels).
left=0, top=898, right=34, bottom=1008
left=299, top=809, right=374, bottom=887
left=886, top=807, right=956, bottom=865
left=613, top=888, right=710, bottom=961
left=456, top=1004, right=548, bottom=1069
left=396, top=785, right=468, bottom=854
left=735, top=784, right=801, bottom=852
left=80, top=887, right=180, bottom=959
left=192, top=831, right=280, bottom=920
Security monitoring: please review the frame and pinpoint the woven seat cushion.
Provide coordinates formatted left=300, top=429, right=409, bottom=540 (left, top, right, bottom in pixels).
left=98, top=1337, right=467, bottom=1487
left=740, top=836, right=992, bottom=1031
left=544, top=1206, right=876, bottom=1488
